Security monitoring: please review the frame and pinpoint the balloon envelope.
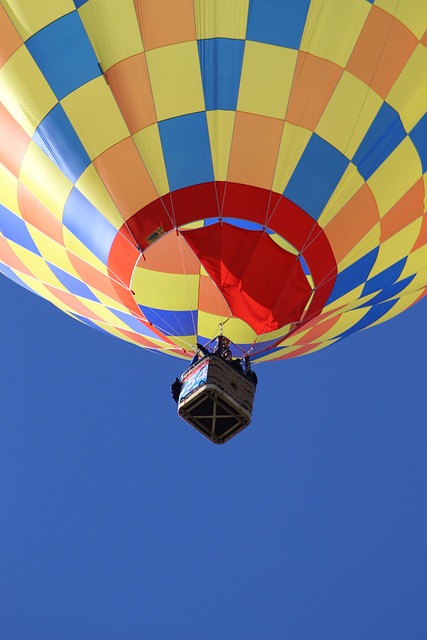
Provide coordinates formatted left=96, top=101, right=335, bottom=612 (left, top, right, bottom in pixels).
left=0, top=0, right=426, bottom=362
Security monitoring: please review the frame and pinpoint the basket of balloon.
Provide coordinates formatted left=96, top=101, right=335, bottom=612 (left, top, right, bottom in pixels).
left=177, top=354, right=257, bottom=444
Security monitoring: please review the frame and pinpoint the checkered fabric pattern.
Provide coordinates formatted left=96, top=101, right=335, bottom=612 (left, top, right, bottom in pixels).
left=0, top=0, right=426, bottom=362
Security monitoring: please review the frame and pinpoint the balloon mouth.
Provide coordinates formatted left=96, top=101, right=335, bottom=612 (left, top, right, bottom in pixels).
left=179, top=221, right=313, bottom=334
left=110, top=181, right=337, bottom=355
left=130, top=219, right=313, bottom=337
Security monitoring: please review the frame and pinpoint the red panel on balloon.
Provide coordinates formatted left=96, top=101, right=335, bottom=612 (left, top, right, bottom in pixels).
left=181, top=222, right=312, bottom=334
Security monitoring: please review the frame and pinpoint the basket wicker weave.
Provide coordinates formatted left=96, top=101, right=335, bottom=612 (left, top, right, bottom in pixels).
left=177, top=354, right=256, bottom=444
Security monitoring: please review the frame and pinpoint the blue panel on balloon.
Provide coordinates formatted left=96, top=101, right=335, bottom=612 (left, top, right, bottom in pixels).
left=48, top=263, right=99, bottom=301
left=223, top=218, right=264, bottom=231
left=361, top=258, right=406, bottom=297
left=247, top=0, right=310, bottom=48
left=0, top=204, right=41, bottom=255
left=159, top=113, right=214, bottom=192
left=63, top=189, right=117, bottom=265
left=109, top=309, right=165, bottom=339
left=284, top=134, right=349, bottom=219
left=327, top=248, right=379, bottom=304
left=138, top=305, right=197, bottom=337
left=338, top=300, right=397, bottom=340
left=198, top=38, right=245, bottom=111
left=0, top=263, right=35, bottom=294
left=352, top=103, right=407, bottom=180
left=359, top=275, right=415, bottom=307
left=33, top=104, right=90, bottom=183
left=73, top=0, right=90, bottom=7
left=70, top=313, right=107, bottom=333
left=26, top=12, right=101, bottom=101
left=409, top=113, right=427, bottom=172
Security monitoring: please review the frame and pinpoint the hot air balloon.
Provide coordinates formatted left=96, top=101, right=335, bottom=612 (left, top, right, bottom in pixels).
left=0, top=0, right=426, bottom=441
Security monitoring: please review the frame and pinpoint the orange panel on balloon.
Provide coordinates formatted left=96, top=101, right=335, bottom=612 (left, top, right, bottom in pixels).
left=143, top=231, right=200, bottom=275
left=347, top=6, right=417, bottom=99
left=93, top=137, right=159, bottom=220
left=135, top=0, right=196, bottom=50
left=324, top=184, right=379, bottom=264
left=412, top=213, right=427, bottom=253
left=227, top=112, right=283, bottom=190
left=295, top=314, right=340, bottom=344
left=17, top=185, right=64, bottom=245
left=0, top=236, right=32, bottom=276
left=380, top=179, right=425, bottom=243
left=43, top=285, right=104, bottom=321
left=67, top=252, right=127, bottom=304
left=198, top=273, right=231, bottom=317
left=0, top=103, right=30, bottom=178
left=105, top=53, right=157, bottom=134
left=0, top=5, right=22, bottom=67
left=287, top=53, right=343, bottom=130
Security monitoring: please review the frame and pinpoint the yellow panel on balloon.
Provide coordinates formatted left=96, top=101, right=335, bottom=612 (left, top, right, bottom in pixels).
left=1, top=0, right=74, bottom=39
left=387, top=45, right=427, bottom=132
left=145, top=41, right=205, bottom=121
left=75, top=165, right=123, bottom=230
left=301, top=0, right=369, bottom=67
left=132, top=268, right=200, bottom=311
left=10, top=244, right=67, bottom=288
left=337, top=224, right=380, bottom=271
left=62, top=228, right=108, bottom=274
left=0, top=47, right=56, bottom=135
left=79, top=300, right=144, bottom=331
left=168, top=335, right=196, bottom=351
left=194, top=0, right=249, bottom=39
left=370, top=219, right=423, bottom=278
left=375, top=0, right=427, bottom=39
left=269, top=233, right=299, bottom=255
left=238, top=41, right=297, bottom=120
left=257, top=324, right=293, bottom=346
left=26, top=227, right=79, bottom=276
left=324, top=284, right=364, bottom=312
left=315, top=71, right=382, bottom=157
left=79, top=0, right=143, bottom=71
left=61, top=77, right=130, bottom=160
left=17, top=272, right=65, bottom=304
left=197, top=311, right=256, bottom=345
left=206, top=110, right=235, bottom=182
left=272, top=123, right=311, bottom=194
left=19, top=141, right=73, bottom=221
left=92, top=290, right=128, bottom=311
left=368, top=138, right=422, bottom=217
left=133, top=125, right=170, bottom=196
left=401, top=245, right=427, bottom=280
left=318, top=164, right=365, bottom=227
left=319, top=307, right=370, bottom=341
left=0, top=164, right=19, bottom=214
left=400, top=270, right=427, bottom=295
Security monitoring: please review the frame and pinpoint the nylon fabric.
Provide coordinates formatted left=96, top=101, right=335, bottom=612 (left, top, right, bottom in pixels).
left=0, top=0, right=425, bottom=362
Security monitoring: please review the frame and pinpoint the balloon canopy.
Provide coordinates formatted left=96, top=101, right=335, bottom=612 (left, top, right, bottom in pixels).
left=0, top=0, right=426, bottom=362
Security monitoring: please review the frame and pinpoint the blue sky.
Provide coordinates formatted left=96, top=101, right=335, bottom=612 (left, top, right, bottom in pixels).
left=0, top=274, right=426, bottom=640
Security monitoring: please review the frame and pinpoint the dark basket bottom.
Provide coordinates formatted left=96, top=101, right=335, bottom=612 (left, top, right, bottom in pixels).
left=178, top=387, right=251, bottom=444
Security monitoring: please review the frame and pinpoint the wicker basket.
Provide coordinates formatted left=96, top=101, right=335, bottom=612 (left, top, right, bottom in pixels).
left=177, top=354, right=256, bottom=444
